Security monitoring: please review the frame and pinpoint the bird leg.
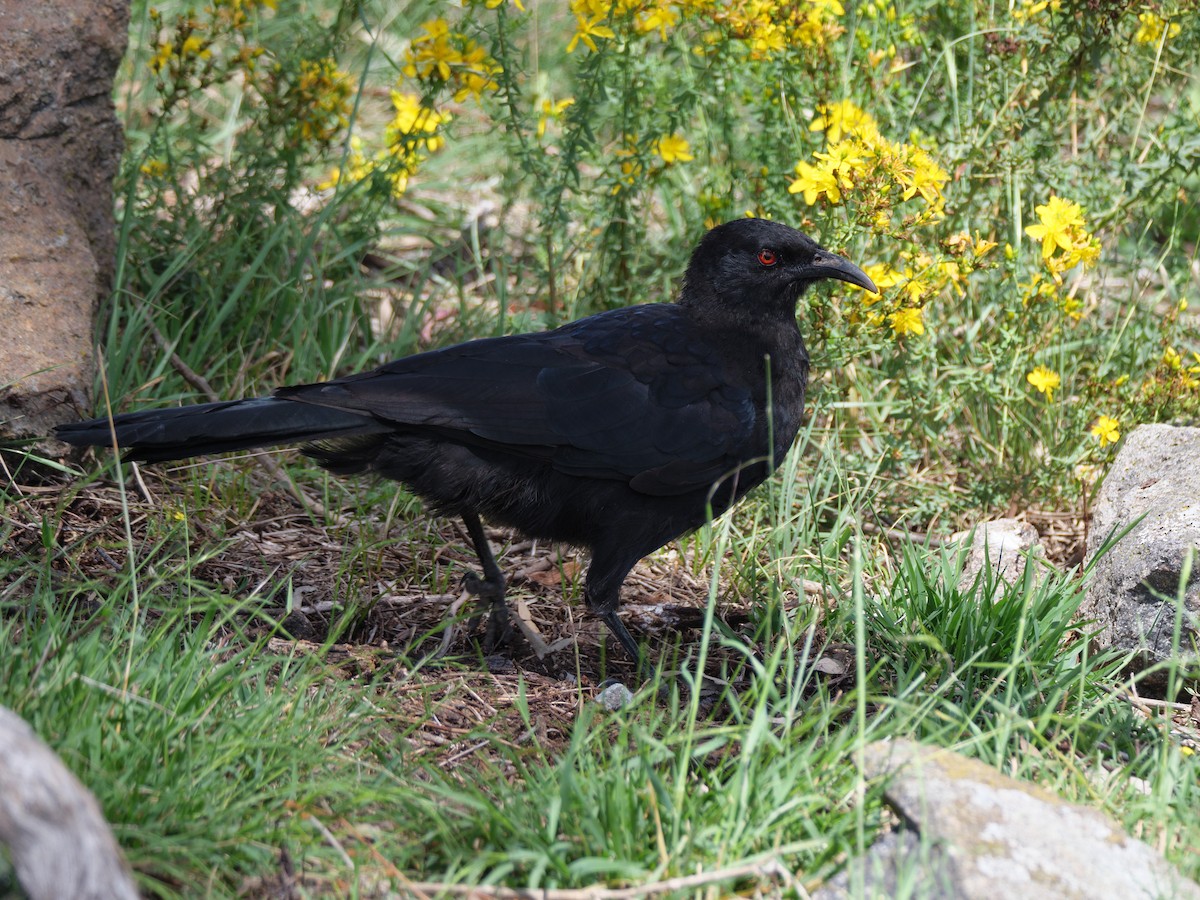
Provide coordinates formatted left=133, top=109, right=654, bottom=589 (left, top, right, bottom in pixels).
left=598, top=609, right=643, bottom=668
left=584, top=551, right=645, bottom=670
left=460, top=512, right=512, bottom=651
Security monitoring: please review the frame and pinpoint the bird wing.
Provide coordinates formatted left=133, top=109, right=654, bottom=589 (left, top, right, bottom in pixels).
left=275, top=306, right=757, bottom=496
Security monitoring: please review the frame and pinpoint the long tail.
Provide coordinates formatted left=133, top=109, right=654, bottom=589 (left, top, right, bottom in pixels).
left=55, top=397, right=388, bottom=463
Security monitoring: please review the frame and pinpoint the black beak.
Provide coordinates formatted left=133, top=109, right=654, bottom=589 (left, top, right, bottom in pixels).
left=804, top=249, right=878, bottom=294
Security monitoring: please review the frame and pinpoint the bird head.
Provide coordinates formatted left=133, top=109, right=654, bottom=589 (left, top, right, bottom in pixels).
left=680, top=218, right=877, bottom=319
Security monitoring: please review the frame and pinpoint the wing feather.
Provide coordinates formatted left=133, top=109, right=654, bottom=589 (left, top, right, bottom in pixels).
left=276, top=305, right=757, bottom=495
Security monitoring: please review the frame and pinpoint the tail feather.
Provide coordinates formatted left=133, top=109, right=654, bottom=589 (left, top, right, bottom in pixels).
left=55, top=397, right=388, bottom=464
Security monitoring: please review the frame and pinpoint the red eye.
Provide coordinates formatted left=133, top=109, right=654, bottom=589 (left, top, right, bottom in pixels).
left=757, top=249, right=778, bottom=266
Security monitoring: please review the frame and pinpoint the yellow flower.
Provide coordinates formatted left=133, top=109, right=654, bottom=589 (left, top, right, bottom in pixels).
left=889, top=307, right=925, bottom=336
left=637, top=4, right=679, bottom=39
left=1090, top=415, right=1120, bottom=447
left=139, top=158, right=169, bottom=178
left=897, top=146, right=949, bottom=205
left=403, top=19, right=501, bottom=99
left=973, top=235, right=998, bottom=257
left=1025, top=195, right=1087, bottom=261
left=316, top=137, right=374, bottom=191
left=788, top=159, right=841, bottom=205
left=654, top=133, right=693, bottom=164
left=388, top=91, right=449, bottom=151
left=181, top=35, right=210, bottom=59
left=862, top=262, right=904, bottom=299
left=809, top=100, right=876, bottom=143
left=537, top=97, right=574, bottom=138
left=485, top=0, right=526, bottom=9
left=750, top=22, right=787, bottom=57
left=149, top=43, right=172, bottom=74
left=567, top=14, right=616, bottom=53
left=1012, top=0, right=1054, bottom=19
left=814, top=140, right=866, bottom=190
left=1026, top=365, right=1061, bottom=400
left=1134, top=12, right=1180, bottom=44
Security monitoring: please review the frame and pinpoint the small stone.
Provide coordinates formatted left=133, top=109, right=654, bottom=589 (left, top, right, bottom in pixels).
left=949, top=518, right=1045, bottom=597
left=596, top=682, right=634, bottom=710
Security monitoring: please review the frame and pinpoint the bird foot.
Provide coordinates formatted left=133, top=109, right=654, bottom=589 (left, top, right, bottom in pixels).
left=463, top=571, right=512, bottom=652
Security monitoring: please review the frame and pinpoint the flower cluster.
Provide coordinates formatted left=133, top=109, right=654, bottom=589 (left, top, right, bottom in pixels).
left=790, top=102, right=968, bottom=340
left=1133, top=11, right=1181, bottom=45
left=852, top=237, right=994, bottom=339
left=146, top=2, right=279, bottom=81
left=148, top=16, right=213, bottom=78
left=1024, top=195, right=1100, bottom=284
left=319, top=92, right=450, bottom=199
left=403, top=18, right=502, bottom=101
left=1161, top=343, right=1200, bottom=390
left=284, top=57, right=353, bottom=145
left=789, top=100, right=950, bottom=233
left=561, top=0, right=848, bottom=59
left=210, top=0, right=278, bottom=28
left=707, top=0, right=848, bottom=57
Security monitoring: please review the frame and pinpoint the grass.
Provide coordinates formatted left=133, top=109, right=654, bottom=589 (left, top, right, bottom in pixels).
left=4, top=0, right=1200, bottom=895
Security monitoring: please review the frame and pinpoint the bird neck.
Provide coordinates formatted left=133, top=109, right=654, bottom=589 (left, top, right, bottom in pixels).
left=680, top=296, right=805, bottom=357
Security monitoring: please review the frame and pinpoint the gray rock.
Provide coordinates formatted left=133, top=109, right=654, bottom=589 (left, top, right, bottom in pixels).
left=596, top=682, right=635, bottom=710
left=0, top=706, right=138, bottom=900
left=1078, top=424, right=1200, bottom=680
left=817, top=739, right=1200, bottom=900
left=950, top=518, right=1045, bottom=596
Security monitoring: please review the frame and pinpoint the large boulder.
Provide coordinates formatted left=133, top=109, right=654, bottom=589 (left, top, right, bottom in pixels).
left=1078, top=424, right=1200, bottom=682
left=0, top=0, right=128, bottom=443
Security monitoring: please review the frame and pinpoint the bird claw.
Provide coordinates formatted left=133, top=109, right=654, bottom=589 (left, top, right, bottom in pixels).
left=463, top=571, right=512, bottom=652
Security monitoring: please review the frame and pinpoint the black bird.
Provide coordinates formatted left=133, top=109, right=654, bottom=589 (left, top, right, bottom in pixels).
left=56, top=219, right=875, bottom=663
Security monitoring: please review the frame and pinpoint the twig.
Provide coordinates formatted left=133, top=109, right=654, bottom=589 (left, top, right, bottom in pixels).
left=303, top=810, right=354, bottom=870
left=396, top=857, right=794, bottom=899
left=859, top=520, right=946, bottom=548
left=1107, top=689, right=1192, bottom=714
left=128, top=461, right=156, bottom=505
left=134, top=296, right=218, bottom=400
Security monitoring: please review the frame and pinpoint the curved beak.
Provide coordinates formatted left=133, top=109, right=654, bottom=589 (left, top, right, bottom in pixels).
left=804, top=249, right=878, bottom=294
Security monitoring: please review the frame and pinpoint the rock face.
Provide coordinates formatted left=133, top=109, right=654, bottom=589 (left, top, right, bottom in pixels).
left=0, top=706, right=138, bottom=900
left=1078, top=424, right=1200, bottom=680
left=0, top=0, right=128, bottom=441
left=817, top=739, right=1200, bottom=900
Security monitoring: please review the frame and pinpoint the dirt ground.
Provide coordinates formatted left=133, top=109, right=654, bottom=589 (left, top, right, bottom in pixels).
left=4, top=459, right=856, bottom=759
left=1, top=452, right=1093, bottom=775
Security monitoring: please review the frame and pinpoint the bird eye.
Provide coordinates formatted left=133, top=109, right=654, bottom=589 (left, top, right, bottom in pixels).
left=757, top=249, right=778, bottom=266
